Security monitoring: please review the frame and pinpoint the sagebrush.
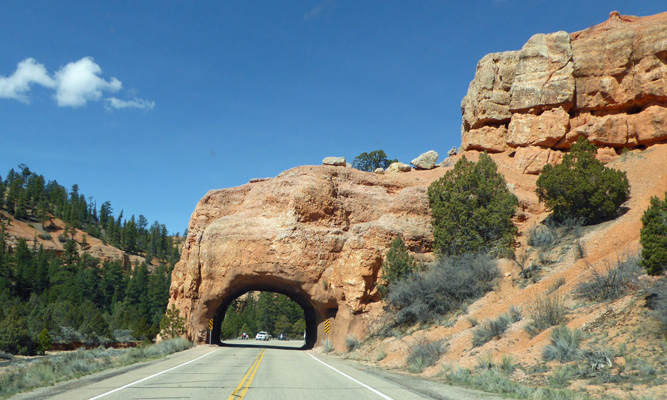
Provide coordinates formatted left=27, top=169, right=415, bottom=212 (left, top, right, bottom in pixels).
left=407, top=339, right=445, bottom=372
left=575, top=255, right=642, bottom=302
left=388, top=253, right=498, bottom=325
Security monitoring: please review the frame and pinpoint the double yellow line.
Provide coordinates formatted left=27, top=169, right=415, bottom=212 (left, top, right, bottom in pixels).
left=227, top=348, right=266, bottom=400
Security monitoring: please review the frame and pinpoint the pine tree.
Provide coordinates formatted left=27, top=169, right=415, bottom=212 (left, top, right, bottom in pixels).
left=378, top=236, right=416, bottom=296
left=640, top=193, right=667, bottom=275
left=536, top=137, right=630, bottom=224
left=37, top=328, right=52, bottom=354
left=352, top=150, right=398, bottom=172
left=160, top=305, right=186, bottom=339
left=428, top=153, right=517, bottom=257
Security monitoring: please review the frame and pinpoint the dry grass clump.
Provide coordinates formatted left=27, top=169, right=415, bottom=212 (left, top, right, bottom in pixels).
left=576, top=255, right=642, bottom=302
left=406, top=339, right=446, bottom=373
left=525, top=295, right=568, bottom=337
left=0, top=338, right=192, bottom=398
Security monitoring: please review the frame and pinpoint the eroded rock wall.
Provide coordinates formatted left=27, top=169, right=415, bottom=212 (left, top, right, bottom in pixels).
left=168, top=166, right=438, bottom=350
left=461, top=11, right=667, bottom=173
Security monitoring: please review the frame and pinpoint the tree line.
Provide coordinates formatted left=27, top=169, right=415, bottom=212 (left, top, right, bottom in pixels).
left=0, top=164, right=180, bottom=263
left=0, top=165, right=180, bottom=355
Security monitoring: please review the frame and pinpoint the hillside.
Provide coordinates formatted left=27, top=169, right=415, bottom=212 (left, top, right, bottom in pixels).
left=1, top=210, right=150, bottom=269
left=0, top=165, right=182, bottom=356
left=343, top=11, right=667, bottom=400
left=343, top=143, right=666, bottom=399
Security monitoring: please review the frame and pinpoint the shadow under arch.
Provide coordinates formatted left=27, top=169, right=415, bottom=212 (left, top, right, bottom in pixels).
left=211, top=281, right=319, bottom=350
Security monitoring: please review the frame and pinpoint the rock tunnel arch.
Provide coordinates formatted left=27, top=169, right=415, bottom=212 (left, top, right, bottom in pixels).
left=167, top=165, right=436, bottom=351
left=210, top=276, right=332, bottom=349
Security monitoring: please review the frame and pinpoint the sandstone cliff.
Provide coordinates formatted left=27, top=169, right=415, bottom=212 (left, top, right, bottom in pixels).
left=461, top=11, right=667, bottom=173
left=169, top=166, right=444, bottom=349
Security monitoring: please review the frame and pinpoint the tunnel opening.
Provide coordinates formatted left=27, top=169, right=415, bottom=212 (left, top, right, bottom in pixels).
left=211, top=283, right=320, bottom=350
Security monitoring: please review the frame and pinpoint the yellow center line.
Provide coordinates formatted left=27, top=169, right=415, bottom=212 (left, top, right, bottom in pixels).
left=226, top=348, right=266, bottom=400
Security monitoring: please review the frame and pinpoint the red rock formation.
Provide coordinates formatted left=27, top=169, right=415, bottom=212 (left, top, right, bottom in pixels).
left=168, top=166, right=440, bottom=350
left=461, top=11, right=667, bottom=173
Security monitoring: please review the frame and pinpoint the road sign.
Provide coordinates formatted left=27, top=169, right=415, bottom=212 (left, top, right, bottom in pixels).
left=208, top=319, right=214, bottom=330
left=324, top=319, right=330, bottom=333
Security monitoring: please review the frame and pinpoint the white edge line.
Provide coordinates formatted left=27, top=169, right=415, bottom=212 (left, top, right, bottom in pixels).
left=89, top=348, right=220, bottom=400
left=308, top=353, right=394, bottom=400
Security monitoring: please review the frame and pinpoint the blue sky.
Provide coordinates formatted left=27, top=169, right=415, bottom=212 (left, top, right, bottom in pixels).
left=1, top=1, right=665, bottom=235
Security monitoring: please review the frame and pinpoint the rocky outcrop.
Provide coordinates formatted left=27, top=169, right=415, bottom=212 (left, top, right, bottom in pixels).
left=168, top=166, right=438, bottom=350
left=411, top=150, right=439, bottom=170
left=461, top=11, right=667, bottom=173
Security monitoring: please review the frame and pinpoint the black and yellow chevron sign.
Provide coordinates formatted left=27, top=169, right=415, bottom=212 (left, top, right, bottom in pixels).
left=208, top=319, right=214, bottom=330
left=324, top=319, right=330, bottom=333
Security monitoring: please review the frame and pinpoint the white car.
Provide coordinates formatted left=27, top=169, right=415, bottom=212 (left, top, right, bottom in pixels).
left=255, top=331, right=269, bottom=341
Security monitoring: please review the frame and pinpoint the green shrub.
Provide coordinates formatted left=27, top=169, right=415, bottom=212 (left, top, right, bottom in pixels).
left=352, top=150, right=397, bottom=172
left=0, top=312, right=36, bottom=355
left=542, top=326, right=582, bottom=362
left=428, top=153, right=517, bottom=258
left=549, top=365, right=576, bottom=388
left=388, top=253, right=498, bottom=325
left=345, top=335, right=359, bottom=352
left=406, top=339, right=445, bottom=372
left=37, top=328, right=52, bottom=354
left=640, top=192, right=667, bottom=275
left=535, top=137, right=630, bottom=225
left=378, top=235, right=417, bottom=296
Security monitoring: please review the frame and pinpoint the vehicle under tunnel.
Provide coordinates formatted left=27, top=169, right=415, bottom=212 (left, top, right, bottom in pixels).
left=210, top=284, right=324, bottom=350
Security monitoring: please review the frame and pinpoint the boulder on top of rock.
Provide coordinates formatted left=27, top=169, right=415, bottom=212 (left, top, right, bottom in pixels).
left=447, top=146, right=458, bottom=157
left=411, top=150, right=439, bottom=170
left=323, top=157, right=346, bottom=166
left=386, top=162, right=411, bottom=173
left=374, top=168, right=384, bottom=174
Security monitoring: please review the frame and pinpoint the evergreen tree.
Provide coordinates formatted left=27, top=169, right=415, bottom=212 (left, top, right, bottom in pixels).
left=125, top=262, right=150, bottom=317
left=536, top=137, right=630, bottom=224
left=159, top=304, right=186, bottom=339
left=63, top=239, right=79, bottom=265
left=640, top=193, right=667, bottom=275
left=378, top=235, right=416, bottom=296
left=352, top=150, right=397, bottom=172
left=37, top=328, right=52, bottom=354
left=428, top=153, right=518, bottom=257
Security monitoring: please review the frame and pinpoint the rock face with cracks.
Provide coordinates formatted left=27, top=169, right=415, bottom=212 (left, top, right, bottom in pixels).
left=168, top=165, right=435, bottom=350
left=461, top=11, right=667, bottom=173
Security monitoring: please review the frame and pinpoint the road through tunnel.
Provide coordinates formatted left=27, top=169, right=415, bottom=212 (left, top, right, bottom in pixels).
left=207, top=275, right=336, bottom=350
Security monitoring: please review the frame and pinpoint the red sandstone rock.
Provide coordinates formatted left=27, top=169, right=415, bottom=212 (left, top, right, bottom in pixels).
left=461, top=11, right=667, bottom=162
left=168, top=166, right=439, bottom=350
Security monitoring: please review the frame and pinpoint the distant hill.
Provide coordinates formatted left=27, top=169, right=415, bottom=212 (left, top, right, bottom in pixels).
left=0, top=164, right=181, bottom=356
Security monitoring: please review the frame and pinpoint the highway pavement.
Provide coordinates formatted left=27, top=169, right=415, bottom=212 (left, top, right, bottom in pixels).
left=13, top=340, right=507, bottom=400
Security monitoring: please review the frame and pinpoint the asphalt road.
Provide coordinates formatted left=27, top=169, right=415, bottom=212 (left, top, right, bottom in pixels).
left=14, top=340, right=508, bottom=400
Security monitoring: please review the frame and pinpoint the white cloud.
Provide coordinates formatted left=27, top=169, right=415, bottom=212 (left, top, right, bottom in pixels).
left=304, top=1, right=336, bottom=20
left=106, top=97, right=155, bottom=111
left=54, top=57, right=122, bottom=107
left=0, top=57, right=153, bottom=110
left=0, top=58, right=56, bottom=102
